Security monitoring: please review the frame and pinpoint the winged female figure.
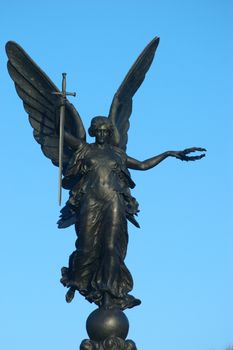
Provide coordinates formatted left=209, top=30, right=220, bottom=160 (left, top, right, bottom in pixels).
left=6, top=37, right=205, bottom=310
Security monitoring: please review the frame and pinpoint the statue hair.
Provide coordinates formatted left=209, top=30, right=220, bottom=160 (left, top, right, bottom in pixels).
left=88, top=116, right=120, bottom=146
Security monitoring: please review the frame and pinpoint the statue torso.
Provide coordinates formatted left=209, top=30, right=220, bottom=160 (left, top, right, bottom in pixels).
left=79, top=144, right=127, bottom=196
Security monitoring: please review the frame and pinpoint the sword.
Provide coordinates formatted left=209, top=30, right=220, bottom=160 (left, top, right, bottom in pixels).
left=52, top=73, right=76, bottom=205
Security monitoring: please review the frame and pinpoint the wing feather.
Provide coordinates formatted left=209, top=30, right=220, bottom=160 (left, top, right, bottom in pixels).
left=108, top=37, right=160, bottom=151
left=6, top=42, right=59, bottom=100
left=15, top=85, right=55, bottom=122
left=7, top=61, right=55, bottom=111
left=6, top=41, right=85, bottom=168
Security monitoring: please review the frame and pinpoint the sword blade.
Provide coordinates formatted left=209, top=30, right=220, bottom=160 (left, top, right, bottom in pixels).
left=55, top=72, right=76, bottom=206
left=58, top=103, right=65, bottom=205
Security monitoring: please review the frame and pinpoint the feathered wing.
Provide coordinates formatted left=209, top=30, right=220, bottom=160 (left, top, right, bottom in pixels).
left=108, top=37, right=160, bottom=151
left=6, top=41, right=86, bottom=169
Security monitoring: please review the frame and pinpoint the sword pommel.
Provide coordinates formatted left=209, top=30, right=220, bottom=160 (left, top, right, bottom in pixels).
left=62, top=73, right=67, bottom=95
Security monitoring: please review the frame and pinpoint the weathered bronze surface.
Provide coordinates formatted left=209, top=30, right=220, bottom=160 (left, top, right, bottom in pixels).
left=6, top=37, right=205, bottom=349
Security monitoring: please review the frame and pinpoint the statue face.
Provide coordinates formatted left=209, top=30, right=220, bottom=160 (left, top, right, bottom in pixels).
left=95, top=124, right=111, bottom=145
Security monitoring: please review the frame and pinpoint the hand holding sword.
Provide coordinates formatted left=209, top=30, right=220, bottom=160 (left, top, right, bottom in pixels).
left=52, top=73, right=76, bottom=205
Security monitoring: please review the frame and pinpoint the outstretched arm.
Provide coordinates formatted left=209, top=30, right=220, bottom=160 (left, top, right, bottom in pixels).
left=127, top=147, right=206, bottom=171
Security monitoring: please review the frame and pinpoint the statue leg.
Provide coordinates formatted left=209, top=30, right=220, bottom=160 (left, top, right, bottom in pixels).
left=97, top=195, right=129, bottom=298
left=61, top=197, right=102, bottom=301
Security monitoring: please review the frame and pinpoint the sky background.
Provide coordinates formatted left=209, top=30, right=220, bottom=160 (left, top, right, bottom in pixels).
left=0, top=1, right=232, bottom=350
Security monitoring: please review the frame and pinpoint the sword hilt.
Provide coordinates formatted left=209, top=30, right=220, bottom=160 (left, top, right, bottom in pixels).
left=52, top=72, right=76, bottom=98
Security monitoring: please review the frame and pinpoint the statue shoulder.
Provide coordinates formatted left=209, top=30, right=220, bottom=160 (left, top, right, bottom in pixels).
left=64, top=143, right=89, bottom=176
left=112, top=145, right=127, bottom=160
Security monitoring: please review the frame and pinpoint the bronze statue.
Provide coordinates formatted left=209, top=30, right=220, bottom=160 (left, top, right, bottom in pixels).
left=6, top=37, right=205, bottom=349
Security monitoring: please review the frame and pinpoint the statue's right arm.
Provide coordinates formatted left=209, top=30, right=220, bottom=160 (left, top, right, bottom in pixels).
left=64, top=131, right=84, bottom=150
left=66, top=103, right=86, bottom=141
left=56, top=102, right=86, bottom=150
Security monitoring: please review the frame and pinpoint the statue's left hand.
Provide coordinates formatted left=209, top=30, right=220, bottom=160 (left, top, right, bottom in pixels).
left=171, top=147, right=206, bottom=161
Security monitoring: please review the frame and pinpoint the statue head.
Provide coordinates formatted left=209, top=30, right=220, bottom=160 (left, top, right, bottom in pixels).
left=88, top=116, right=119, bottom=146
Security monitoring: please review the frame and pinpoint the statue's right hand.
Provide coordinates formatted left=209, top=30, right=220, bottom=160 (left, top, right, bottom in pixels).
left=54, top=98, right=70, bottom=132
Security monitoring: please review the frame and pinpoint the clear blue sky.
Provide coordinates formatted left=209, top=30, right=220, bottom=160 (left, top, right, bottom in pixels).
left=1, top=1, right=232, bottom=350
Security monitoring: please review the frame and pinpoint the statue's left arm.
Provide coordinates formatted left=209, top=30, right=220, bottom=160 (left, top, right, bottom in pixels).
left=127, top=147, right=206, bottom=171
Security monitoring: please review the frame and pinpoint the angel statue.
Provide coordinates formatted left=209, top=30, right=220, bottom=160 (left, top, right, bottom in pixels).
left=6, top=37, right=205, bottom=312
